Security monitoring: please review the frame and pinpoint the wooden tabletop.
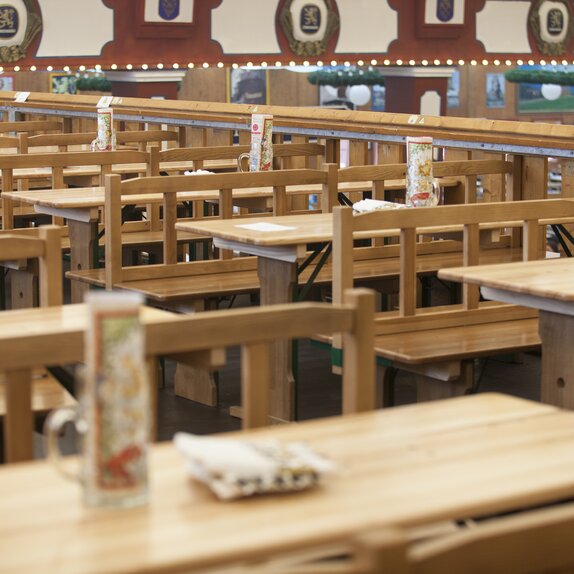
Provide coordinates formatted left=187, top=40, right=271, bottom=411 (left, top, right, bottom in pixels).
left=439, top=257, right=574, bottom=318
left=177, top=213, right=563, bottom=248
left=440, top=258, right=574, bottom=302
left=6, top=159, right=238, bottom=180
left=1, top=394, right=574, bottom=574
left=3, top=181, right=380, bottom=210
left=0, top=303, right=179, bottom=370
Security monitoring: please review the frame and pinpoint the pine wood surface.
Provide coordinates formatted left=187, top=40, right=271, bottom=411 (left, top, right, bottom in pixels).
left=4, top=160, right=231, bottom=180
left=1, top=394, right=574, bottom=574
left=177, top=211, right=569, bottom=248
left=439, top=258, right=574, bottom=302
left=9, top=91, right=574, bottom=152
left=0, top=304, right=178, bottom=371
left=3, top=180, right=389, bottom=209
left=373, top=318, right=540, bottom=364
left=357, top=501, right=574, bottom=574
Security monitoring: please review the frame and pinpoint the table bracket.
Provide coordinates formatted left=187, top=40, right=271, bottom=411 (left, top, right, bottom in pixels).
left=98, top=204, right=140, bottom=240
left=295, top=242, right=332, bottom=302
left=551, top=224, right=574, bottom=258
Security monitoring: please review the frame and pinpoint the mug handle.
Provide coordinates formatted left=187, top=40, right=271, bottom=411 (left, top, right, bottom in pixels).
left=44, top=407, right=84, bottom=483
left=237, top=152, right=250, bottom=172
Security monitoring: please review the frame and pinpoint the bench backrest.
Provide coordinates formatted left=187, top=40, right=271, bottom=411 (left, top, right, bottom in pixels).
left=0, top=225, right=62, bottom=306
left=149, top=142, right=327, bottom=173
left=338, top=158, right=514, bottom=205
left=0, top=149, right=150, bottom=229
left=145, top=288, right=375, bottom=428
left=333, top=199, right=574, bottom=338
left=351, top=501, right=574, bottom=574
left=0, top=120, right=63, bottom=135
left=14, top=129, right=180, bottom=153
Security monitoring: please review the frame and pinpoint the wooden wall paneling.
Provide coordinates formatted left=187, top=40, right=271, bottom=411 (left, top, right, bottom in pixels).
left=179, top=69, right=227, bottom=103
left=268, top=69, right=318, bottom=107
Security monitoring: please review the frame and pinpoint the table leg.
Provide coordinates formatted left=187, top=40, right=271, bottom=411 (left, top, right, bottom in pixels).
left=539, top=311, right=574, bottom=409
left=258, top=256, right=297, bottom=422
left=4, top=368, right=33, bottom=462
left=68, top=219, right=99, bottom=303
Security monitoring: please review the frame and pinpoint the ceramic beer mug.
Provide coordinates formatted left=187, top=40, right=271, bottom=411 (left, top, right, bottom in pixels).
left=44, top=292, right=150, bottom=508
left=90, top=107, right=116, bottom=152
left=405, top=136, right=440, bottom=208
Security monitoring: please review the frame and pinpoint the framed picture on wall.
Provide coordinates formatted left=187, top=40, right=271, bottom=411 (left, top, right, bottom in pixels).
left=516, top=65, right=574, bottom=113
left=447, top=69, right=460, bottom=108
left=371, top=85, right=385, bottom=111
left=486, top=73, right=506, bottom=108
left=0, top=75, right=14, bottom=91
left=227, top=68, right=268, bottom=105
left=49, top=74, right=78, bottom=95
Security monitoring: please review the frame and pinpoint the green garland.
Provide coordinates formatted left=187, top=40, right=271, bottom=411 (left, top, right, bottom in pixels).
left=307, top=68, right=384, bottom=87
left=76, top=76, right=112, bottom=92
left=505, top=69, right=574, bottom=86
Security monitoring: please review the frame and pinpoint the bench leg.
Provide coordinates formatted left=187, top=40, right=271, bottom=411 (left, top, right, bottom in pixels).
left=9, top=268, right=37, bottom=310
left=174, top=365, right=218, bottom=407
left=540, top=311, right=574, bottom=409
left=172, top=299, right=219, bottom=407
left=416, top=361, right=474, bottom=402
left=378, top=365, right=398, bottom=408
left=4, top=368, right=34, bottom=462
left=68, top=219, right=98, bottom=304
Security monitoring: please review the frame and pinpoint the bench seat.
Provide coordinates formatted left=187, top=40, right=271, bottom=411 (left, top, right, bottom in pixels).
left=67, top=246, right=524, bottom=302
left=373, top=317, right=540, bottom=365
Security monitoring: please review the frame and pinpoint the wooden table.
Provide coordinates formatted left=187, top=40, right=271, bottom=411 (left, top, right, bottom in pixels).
left=3, top=181, right=376, bottom=303
left=177, top=214, right=337, bottom=421
left=7, top=159, right=238, bottom=187
left=175, top=211, right=528, bottom=420
left=440, top=257, right=574, bottom=410
left=2, top=393, right=574, bottom=574
left=0, top=303, right=180, bottom=462
left=4, top=185, right=258, bottom=302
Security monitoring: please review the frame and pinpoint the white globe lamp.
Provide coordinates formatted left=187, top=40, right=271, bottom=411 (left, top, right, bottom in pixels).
left=348, top=84, right=371, bottom=106
left=541, top=84, right=562, bottom=101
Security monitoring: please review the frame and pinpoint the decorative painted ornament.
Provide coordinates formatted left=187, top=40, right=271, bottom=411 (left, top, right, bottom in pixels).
left=279, top=0, right=339, bottom=56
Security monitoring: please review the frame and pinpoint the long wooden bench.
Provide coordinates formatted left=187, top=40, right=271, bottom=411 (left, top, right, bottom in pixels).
left=332, top=199, right=574, bottom=403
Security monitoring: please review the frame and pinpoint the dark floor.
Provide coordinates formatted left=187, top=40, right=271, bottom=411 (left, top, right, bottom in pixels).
left=156, top=340, right=542, bottom=441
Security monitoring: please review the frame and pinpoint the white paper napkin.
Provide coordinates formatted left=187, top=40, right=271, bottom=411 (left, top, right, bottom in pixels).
left=174, top=432, right=336, bottom=500
left=352, top=198, right=406, bottom=213
left=184, top=169, right=214, bottom=175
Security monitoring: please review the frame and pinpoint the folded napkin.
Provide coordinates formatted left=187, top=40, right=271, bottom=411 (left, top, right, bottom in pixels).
left=352, top=198, right=406, bottom=213
left=184, top=169, right=214, bottom=176
left=174, top=432, right=336, bottom=500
